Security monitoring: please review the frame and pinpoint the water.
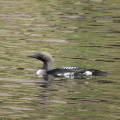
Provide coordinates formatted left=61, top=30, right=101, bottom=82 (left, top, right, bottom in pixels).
left=0, top=0, right=120, bottom=119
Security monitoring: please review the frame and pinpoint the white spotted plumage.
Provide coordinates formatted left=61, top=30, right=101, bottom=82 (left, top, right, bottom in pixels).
left=58, top=66, right=79, bottom=70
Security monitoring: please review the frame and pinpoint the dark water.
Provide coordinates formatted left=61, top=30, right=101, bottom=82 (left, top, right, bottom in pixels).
left=0, top=0, right=120, bottom=119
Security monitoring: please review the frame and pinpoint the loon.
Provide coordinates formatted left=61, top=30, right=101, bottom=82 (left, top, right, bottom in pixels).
left=28, top=51, right=108, bottom=78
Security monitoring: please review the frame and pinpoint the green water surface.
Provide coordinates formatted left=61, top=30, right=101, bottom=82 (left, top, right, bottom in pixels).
left=0, top=0, right=120, bottom=119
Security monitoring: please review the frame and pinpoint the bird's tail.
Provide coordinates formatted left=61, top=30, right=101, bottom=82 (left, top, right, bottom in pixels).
left=88, top=69, right=108, bottom=76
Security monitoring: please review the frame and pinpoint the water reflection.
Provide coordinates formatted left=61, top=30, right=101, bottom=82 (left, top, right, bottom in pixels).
left=87, top=31, right=113, bottom=33
left=0, top=0, right=120, bottom=119
left=104, top=16, right=112, bottom=18
left=40, top=75, right=54, bottom=88
left=90, top=7, right=120, bottom=11
left=38, top=74, right=85, bottom=88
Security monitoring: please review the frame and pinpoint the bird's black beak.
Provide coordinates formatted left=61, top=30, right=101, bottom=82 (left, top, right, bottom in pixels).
left=27, top=54, right=43, bottom=61
left=27, top=55, right=37, bottom=58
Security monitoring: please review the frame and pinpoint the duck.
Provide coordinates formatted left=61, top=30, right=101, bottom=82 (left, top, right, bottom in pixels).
left=28, top=51, right=108, bottom=78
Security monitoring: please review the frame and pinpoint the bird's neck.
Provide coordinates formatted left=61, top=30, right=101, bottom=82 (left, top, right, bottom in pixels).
left=42, top=60, right=54, bottom=71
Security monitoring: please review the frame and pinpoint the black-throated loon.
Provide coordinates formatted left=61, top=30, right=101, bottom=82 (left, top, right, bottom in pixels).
left=28, top=51, right=108, bottom=77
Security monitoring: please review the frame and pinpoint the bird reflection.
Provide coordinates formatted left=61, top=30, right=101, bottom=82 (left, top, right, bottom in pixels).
left=39, top=74, right=88, bottom=88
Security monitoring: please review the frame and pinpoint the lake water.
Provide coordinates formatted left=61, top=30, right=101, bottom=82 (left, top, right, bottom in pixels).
left=0, top=0, right=120, bottom=119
